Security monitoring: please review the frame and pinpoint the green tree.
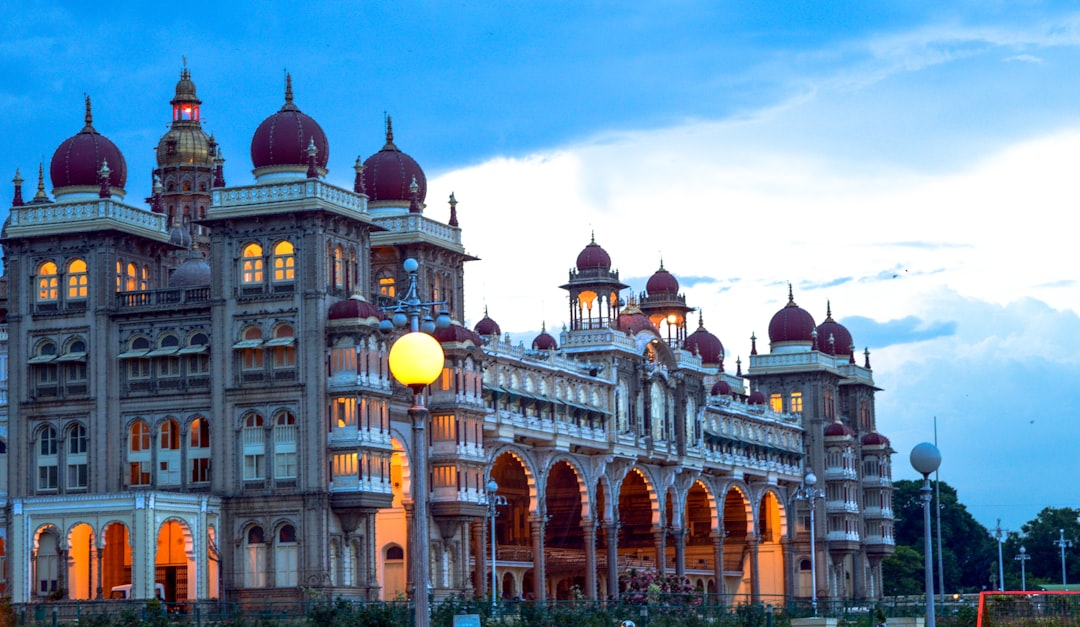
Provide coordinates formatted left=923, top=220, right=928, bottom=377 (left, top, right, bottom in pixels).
left=1002, top=507, right=1080, bottom=587
left=890, top=479, right=996, bottom=593
left=882, top=545, right=924, bottom=596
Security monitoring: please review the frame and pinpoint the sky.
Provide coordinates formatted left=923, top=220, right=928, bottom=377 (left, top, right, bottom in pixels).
left=3, top=2, right=1080, bottom=537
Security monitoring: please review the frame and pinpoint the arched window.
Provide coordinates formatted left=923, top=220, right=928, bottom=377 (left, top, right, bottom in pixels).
left=242, top=413, right=266, bottom=481
left=273, top=411, right=297, bottom=479
left=272, top=241, right=295, bottom=282
left=185, top=332, right=210, bottom=376
left=275, top=524, right=298, bottom=587
left=125, top=263, right=138, bottom=292
left=37, top=426, right=58, bottom=491
left=189, top=417, right=211, bottom=483
left=242, top=243, right=264, bottom=284
left=30, top=341, right=58, bottom=396
left=67, top=424, right=88, bottom=489
left=377, top=268, right=395, bottom=299
left=37, top=261, right=59, bottom=302
left=36, top=531, right=60, bottom=596
left=125, top=336, right=152, bottom=380
left=333, top=245, right=345, bottom=290
left=244, top=526, right=267, bottom=588
left=67, top=258, right=88, bottom=299
left=269, top=324, right=296, bottom=369
left=115, top=260, right=123, bottom=292
left=238, top=327, right=264, bottom=372
left=140, top=265, right=150, bottom=291
left=156, top=334, right=181, bottom=378
left=158, top=419, right=181, bottom=486
left=128, top=420, right=151, bottom=486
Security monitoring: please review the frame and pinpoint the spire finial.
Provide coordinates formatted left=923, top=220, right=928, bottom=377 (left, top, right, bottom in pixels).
left=84, top=94, right=93, bottom=129
left=659, top=255, right=665, bottom=271
left=864, top=347, right=871, bottom=369
left=750, top=332, right=758, bottom=356
left=787, top=282, right=795, bottom=306
left=34, top=161, right=48, bottom=201
left=448, top=192, right=459, bottom=227
left=285, top=72, right=293, bottom=104
left=590, top=229, right=596, bottom=244
left=386, top=115, right=394, bottom=144
left=408, top=175, right=421, bottom=213
left=698, top=310, right=705, bottom=329
left=736, top=356, right=743, bottom=376
left=98, top=159, right=111, bottom=198
left=12, top=168, right=24, bottom=207
left=353, top=156, right=366, bottom=194
left=306, top=137, right=319, bottom=179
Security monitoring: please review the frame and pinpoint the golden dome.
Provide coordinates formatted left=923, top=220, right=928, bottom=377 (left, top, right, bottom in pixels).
left=156, top=125, right=213, bottom=167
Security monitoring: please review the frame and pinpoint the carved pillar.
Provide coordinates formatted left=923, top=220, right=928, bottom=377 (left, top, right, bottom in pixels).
left=852, top=550, right=866, bottom=600
left=367, top=514, right=379, bottom=599
left=606, top=522, right=619, bottom=599
left=404, top=501, right=415, bottom=599
left=58, top=546, right=69, bottom=600
left=673, top=528, right=686, bottom=578
left=653, top=527, right=667, bottom=574
left=749, top=533, right=760, bottom=603
left=582, top=517, right=597, bottom=600
left=471, top=520, right=485, bottom=598
left=530, top=515, right=546, bottom=601
left=712, top=531, right=725, bottom=605
left=460, top=521, right=472, bottom=595
left=95, top=543, right=103, bottom=599
left=342, top=535, right=354, bottom=588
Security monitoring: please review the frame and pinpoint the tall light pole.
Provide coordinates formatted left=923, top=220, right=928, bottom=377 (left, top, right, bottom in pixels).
left=486, top=479, right=508, bottom=610
left=1014, top=546, right=1029, bottom=592
left=794, top=471, right=824, bottom=616
left=1055, top=529, right=1073, bottom=589
left=994, top=520, right=1005, bottom=591
left=911, top=442, right=942, bottom=627
left=384, top=258, right=451, bottom=627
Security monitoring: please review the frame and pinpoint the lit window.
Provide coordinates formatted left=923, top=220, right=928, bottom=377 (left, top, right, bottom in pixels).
left=333, top=246, right=345, bottom=290
left=790, top=392, right=803, bottom=413
left=189, top=417, right=211, bottom=483
left=125, top=263, right=137, bottom=292
left=332, top=397, right=357, bottom=428
left=67, top=258, right=88, bottom=299
left=160, top=419, right=180, bottom=450
left=769, top=393, right=783, bottom=413
left=140, top=265, right=150, bottom=291
left=116, top=260, right=123, bottom=292
left=378, top=271, right=395, bottom=298
left=242, top=243, right=264, bottom=284
left=272, top=240, right=295, bottom=282
left=37, top=261, right=58, bottom=302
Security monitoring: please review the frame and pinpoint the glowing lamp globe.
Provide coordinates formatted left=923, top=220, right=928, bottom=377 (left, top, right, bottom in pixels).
left=909, top=442, right=942, bottom=477
left=389, top=331, right=444, bottom=392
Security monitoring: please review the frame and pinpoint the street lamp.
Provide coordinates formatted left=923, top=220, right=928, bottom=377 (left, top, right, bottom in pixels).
left=1055, top=529, right=1073, bottom=589
left=911, top=442, right=942, bottom=627
left=383, top=258, right=450, bottom=627
left=1014, top=546, right=1029, bottom=591
left=994, top=520, right=1005, bottom=592
left=794, top=471, right=824, bottom=616
left=486, top=479, right=508, bottom=610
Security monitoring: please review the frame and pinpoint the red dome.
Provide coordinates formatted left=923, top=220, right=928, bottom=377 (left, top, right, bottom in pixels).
left=646, top=261, right=679, bottom=295
left=532, top=324, right=558, bottom=350
left=824, top=420, right=856, bottom=438
left=861, top=431, right=890, bottom=447
left=474, top=308, right=501, bottom=337
left=50, top=96, right=127, bottom=194
left=748, top=390, right=766, bottom=405
left=768, top=286, right=816, bottom=344
left=434, top=323, right=483, bottom=345
left=683, top=314, right=724, bottom=366
left=362, top=117, right=426, bottom=204
left=617, top=298, right=656, bottom=335
left=576, top=234, right=612, bottom=270
left=250, top=75, right=329, bottom=172
left=816, top=302, right=854, bottom=356
left=711, top=379, right=732, bottom=396
left=328, top=296, right=383, bottom=322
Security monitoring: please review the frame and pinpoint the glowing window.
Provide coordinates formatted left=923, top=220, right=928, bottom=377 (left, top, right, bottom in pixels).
left=790, top=392, right=803, bottom=413
left=129, top=421, right=151, bottom=452
left=125, top=263, right=137, bottom=292
left=160, top=419, right=180, bottom=450
left=333, top=246, right=345, bottom=290
left=272, top=241, right=295, bottom=282
left=242, top=243, right=264, bottom=284
left=67, top=258, right=88, bottom=299
left=37, top=262, right=59, bottom=301
left=769, top=393, right=783, bottom=413
left=378, top=271, right=395, bottom=298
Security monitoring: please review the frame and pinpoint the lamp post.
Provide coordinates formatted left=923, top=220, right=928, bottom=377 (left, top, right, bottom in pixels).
left=486, top=479, right=508, bottom=610
left=794, top=471, right=824, bottom=616
left=383, top=258, right=450, bottom=627
left=1055, top=529, right=1073, bottom=589
left=911, top=442, right=942, bottom=627
left=1014, top=546, right=1029, bottom=591
left=994, top=520, right=1005, bottom=591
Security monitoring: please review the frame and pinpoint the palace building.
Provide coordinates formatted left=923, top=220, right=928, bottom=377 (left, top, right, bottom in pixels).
left=0, top=68, right=894, bottom=606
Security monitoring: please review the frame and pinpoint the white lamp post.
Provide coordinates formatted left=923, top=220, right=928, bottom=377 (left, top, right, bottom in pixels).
left=1055, top=529, right=1073, bottom=589
left=794, top=471, right=824, bottom=615
left=384, top=258, right=450, bottom=627
left=1014, top=546, right=1029, bottom=591
left=911, top=442, right=942, bottom=627
left=994, top=520, right=1005, bottom=591
left=486, top=479, right=508, bottom=610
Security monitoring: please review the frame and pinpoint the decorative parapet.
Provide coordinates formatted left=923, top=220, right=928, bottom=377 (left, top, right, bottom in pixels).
left=211, top=180, right=369, bottom=219
left=750, top=350, right=876, bottom=386
left=5, top=199, right=168, bottom=241
left=371, top=212, right=465, bottom=251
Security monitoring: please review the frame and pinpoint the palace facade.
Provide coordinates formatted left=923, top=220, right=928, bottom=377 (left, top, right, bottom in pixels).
left=0, top=69, right=894, bottom=606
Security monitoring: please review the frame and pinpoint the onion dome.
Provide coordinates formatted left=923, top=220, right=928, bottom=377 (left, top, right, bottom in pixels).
left=434, top=322, right=483, bottom=346
left=576, top=231, right=612, bottom=270
left=532, top=323, right=558, bottom=350
left=683, top=312, right=724, bottom=366
left=169, top=248, right=211, bottom=288
left=50, top=96, right=127, bottom=199
left=168, top=220, right=193, bottom=248
left=824, top=419, right=856, bottom=439
left=362, top=116, right=426, bottom=206
left=617, top=296, right=656, bottom=335
left=250, top=74, right=329, bottom=179
left=328, top=293, right=383, bottom=323
left=474, top=306, right=501, bottom=337
left=156, top=67, right=213, bottom=168
left=748, top=390, right=766, bottom=405
left=646, top=259, right=679, bottom=296
left=816, top=301, right=854, bottom=357
left=861, top=431, right=890, bottom=448
left=711, top=379, right=732, bottom=396
left=768, top=284, right=816, bottom=346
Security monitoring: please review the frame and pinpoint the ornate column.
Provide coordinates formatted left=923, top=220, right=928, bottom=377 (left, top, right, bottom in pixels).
left=749, top=533, right=760, bottom=603
left=672, top=527, right=686, bottom=577
left=606, top=521, right=619, bottom=599
left=342, top=535, right=354, bottom=588
left=403, top=501, right=415, bottom=599
left=460, top=521, right=472, bottom=595
left=471, top=520, right=485, bottom=598
left=653, top=526, right=667, bottom=574
left=852, top=550, right=866, bottom=600
left=95, top=542, right=104, bottom=599
left=712, top=530, right=725, bottom=605
left=582, top=517, right=597, bottom=600
left=530, top=515, right=546, bottom=600
left=367, top=514, right=380, bottom=599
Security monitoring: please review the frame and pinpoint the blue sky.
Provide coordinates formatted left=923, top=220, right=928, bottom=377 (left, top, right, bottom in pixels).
left=4, top=2, right=1080, bottom=538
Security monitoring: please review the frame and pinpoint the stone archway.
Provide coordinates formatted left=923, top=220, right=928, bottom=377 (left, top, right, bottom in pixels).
left=155, top=519, right=194, bottom=603
left=66, top=523, right=95, bottom=600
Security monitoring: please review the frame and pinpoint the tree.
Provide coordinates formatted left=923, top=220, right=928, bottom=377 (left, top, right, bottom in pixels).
left=888, top=479, right=996, bottom=593
left=1003, top=507, right=1080, bottom=587
left=882, top=545, right=924, bottom=596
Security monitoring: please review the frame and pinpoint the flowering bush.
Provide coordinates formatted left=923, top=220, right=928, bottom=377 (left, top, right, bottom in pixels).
left=618, top=568, right=702, bottom=607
